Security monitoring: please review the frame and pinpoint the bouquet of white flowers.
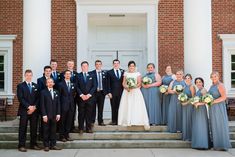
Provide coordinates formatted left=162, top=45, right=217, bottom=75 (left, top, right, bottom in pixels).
left=202, top=94, right=214, bottom=106
left=178, top=93, right=188, bottom=102
left=159, top=85, right=168, bottom=94
left=174, top=85, right=184, bottom=93
left=126, top=77, right=137, bottom=89
left=142, top=76, right=152, bottom=85
left=189, top=96, right=201, bottom=105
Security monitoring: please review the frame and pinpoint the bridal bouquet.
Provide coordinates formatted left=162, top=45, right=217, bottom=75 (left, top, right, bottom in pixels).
left=189, top=96, right=201, bottom=105
left=159, top=85, right=168, bottom=94
left=178, top=93, right=188, bottom=103
left=142, top=76, right=152, bottom=85
left=126, top=77, right=137, bottom=89
left=174, top=85, right=184, bottom=93
left=202, top=94, right=214, bottom=106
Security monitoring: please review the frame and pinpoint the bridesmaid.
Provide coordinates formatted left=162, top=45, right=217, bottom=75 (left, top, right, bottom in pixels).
left=191, top=77, right=210, bottom=150
left=181, top=74, right=195, bottom=141
left=161, top=66, right=175, bottom=125
left=167, top=70, right=186, bottom=133
left=141, top=63, right=162, bottom=125
left=208, top=71, right=231, bottom=151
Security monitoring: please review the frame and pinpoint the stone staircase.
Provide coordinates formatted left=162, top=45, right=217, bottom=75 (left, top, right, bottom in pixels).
left=0, top=120, right=235, bottom=149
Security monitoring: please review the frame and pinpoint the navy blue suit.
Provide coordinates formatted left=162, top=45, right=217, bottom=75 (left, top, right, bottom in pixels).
left=40, top=88, right=60, bottom=147
left=51, top=71, right=61, bottom=90
left=107, top=69, right=124, bottom=124
left=58, top=80, right=76, bottom=138
left=17, top=81, right=39, bottom=148
left=90, top=70, right=109, bottom=124
left=77, top=71, right=97, bottom=131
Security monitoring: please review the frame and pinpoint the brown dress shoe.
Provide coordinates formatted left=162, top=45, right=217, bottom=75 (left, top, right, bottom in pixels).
left=59, top=138, right=67, bottom=142
left=30, top=145, right=41, bottom=150
left=18, top=147, right=27, bottom=152
left=86, top=130, right=93, bottom=133
left=50, top=146, right=62, bottom=150
left=44, top=147, right=50, bottom=152
left=66, top=137, right=73, bottom=141
left=98, top=122, right=106, bottom=126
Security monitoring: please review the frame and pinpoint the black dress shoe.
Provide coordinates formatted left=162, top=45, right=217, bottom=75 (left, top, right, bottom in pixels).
left=44, top=147, right=50, bottom=152
left=59, top=138, right=67, bottom=142
left=98, top=122, right=106, bottom=126
left=86, top=130, right=93, bottom=133
left=108, top=121, right=117, bottom=125
left=50, top=146, right=62, bottom=150
left=30, top=145, right=41, bottom=150
left=18, top=147, right=27, bottom=152
left=66, top=137, right=73, bottom=141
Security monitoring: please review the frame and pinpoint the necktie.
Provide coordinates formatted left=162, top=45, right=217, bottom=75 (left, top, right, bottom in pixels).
left=84, top=73, right=87, bottom=83
left=28, top=83, right=32, bottom=93
left=53, top=72, right=57, bottom=80
left=50, top=90, right=54, bottom=100
left=116, top=70, right=119, bottom=79
left=67, top=82, right=70, bottom=92
left=98, top=71, right=102, bottom=90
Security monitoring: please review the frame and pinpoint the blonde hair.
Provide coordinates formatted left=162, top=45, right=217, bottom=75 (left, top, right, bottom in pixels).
left=175, top=69, right=184, bottom=75
left=210, top=71, right=220, bottom=78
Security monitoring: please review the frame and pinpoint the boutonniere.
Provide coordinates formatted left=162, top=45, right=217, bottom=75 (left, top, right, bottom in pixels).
left=103, top=76, right=106, bottom=78
left=102, top=72, right=105, bottom=75
left=121, top=69, right=124, bottom=73
left=58, top=73, right=60, bottom=76
left=71, top=86, right=74, bottom=89
left=73, top=73, right=76, bottom=77
left=32, top=85, right=35, bottom=88
left=54, top=91, right=58, bottom=97
left=89, top=77, right=92, bottom=80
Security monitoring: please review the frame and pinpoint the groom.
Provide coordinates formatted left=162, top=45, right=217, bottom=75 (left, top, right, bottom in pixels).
left=107, top=59, right=124, bottom=125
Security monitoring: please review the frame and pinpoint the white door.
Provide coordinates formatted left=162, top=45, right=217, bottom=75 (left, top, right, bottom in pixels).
left=88, top=13, right=147, bottom=119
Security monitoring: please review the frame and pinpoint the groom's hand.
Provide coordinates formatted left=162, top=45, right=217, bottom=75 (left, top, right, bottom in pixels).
left=108, top=93, right=112, bottom=99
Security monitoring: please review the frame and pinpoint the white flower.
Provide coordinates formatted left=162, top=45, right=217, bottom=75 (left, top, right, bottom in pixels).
left=190, top=96, right=201, bottom=105
left=126, top=77, right=137, bottom=89
left=142, top=76, right=152, bottom=85
left=202, top=94, right=214, bottom=106
left=159, top=85, right=168, bottom=93
left=178, top=93, right=188, bottom=102
left=174, top=85, right=184, bottom=93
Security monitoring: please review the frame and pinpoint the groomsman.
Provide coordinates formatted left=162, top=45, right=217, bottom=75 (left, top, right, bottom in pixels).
left=91, top=60, right=108, bottom=126
left=107, top=59, right=124, bottom=125
left=61, top=60, right=78, bottom=132
left=40, top=78, right=61, bottom=151
left=37, top=65, right=53, bottom=139
left=50, top=59, right=61, bottom=90
left=77, top=61, right=97, bottom=134
left=37, top=66, right=53, bottom=91
left=17, top=69, right=40, bottom=152
left=58, top=70, right=76, bottom=142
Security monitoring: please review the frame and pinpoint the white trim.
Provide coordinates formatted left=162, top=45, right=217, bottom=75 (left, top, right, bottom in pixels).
left=75, top=2, right=158, bottom=72
left=219, top=34, right=235, bottom=98
left=0, top=35, right=17, bottom=104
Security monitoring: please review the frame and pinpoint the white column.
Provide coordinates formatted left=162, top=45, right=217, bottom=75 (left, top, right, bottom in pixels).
left=184, top=0, right=212, bottom=89
left=23, top=0, right=51, bottom=82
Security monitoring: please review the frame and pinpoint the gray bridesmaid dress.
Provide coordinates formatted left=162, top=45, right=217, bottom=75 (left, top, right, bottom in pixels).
left=141, top=72, right=162, bottom=125
left=167, top=80, right=186, bottom=133
left=182, top=84, right=193, bottom=141
left=191, top=89, right=210, bottom=149
left=161, top=75, right=173, bottom=125
left=208, top=83, right=231, bottom=150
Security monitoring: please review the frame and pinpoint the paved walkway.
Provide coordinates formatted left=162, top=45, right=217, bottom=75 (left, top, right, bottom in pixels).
left=0, top=149, right=235, bottom=157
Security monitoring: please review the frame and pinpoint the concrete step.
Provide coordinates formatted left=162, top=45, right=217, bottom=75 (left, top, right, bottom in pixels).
left=0, top=140, right=191, bottom=149
left=0, top=125, right=168, bottom=133
left=0, top=132, right=182, bottom=141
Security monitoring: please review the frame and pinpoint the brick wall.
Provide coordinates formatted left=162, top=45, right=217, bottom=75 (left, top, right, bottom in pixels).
left=212, top=0, right=235, bottom=78
left=0, top=0, right=23, bottom=118
left=158, top=0, right=184, bottom=75
left=51, top=0, right=77, bottom=71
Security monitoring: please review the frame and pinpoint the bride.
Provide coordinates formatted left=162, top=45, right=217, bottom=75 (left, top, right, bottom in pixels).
left=118, top=61, right=150, bottom=130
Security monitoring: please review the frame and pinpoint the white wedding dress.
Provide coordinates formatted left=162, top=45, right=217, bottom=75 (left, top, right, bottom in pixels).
left=118, top=72, right=150, bottom=130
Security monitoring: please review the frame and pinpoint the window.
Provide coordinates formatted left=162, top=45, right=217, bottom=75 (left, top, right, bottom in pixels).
left=0, top=35, right=16, bottom=104
left=231, top=55, right=235, bottom=88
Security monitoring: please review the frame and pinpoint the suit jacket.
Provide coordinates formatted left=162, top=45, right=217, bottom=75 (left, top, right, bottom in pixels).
left=17, top=82, right=39, bottom=116
left=58, top=80, right=76, bottom=112
left=90, top=70, right=109, bottom=95
left=37, top=76, right=53, bottom=92
left=40, top=88, right=60, bottom=119
left=61, top=70, right=78, bottom=84
left=107, top=69, right=124, bottom=96
left=76, top=72, right=97, bottom=99
left=51, top=71, right=61, bottom=89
